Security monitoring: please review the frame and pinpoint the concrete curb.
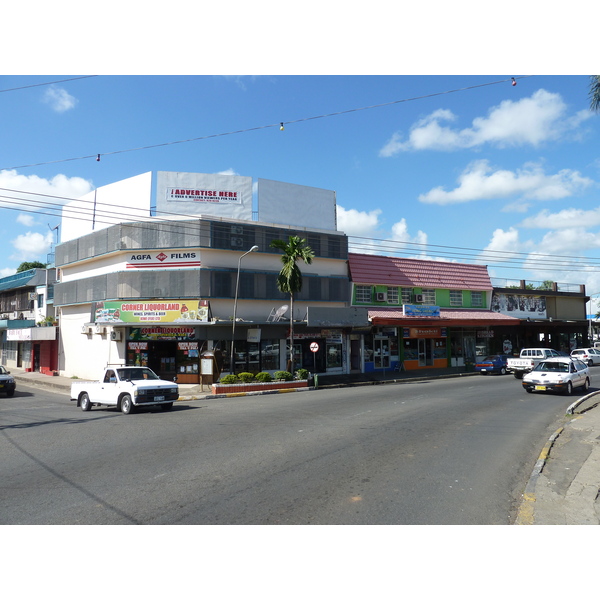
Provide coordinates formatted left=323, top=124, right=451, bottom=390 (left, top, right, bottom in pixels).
left=514, top=390, right=600, bottom=525
left=515, top=426, right=565, bottom=525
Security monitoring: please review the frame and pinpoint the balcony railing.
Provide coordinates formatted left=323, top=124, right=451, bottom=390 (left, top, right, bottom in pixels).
left=491, top=278, right=585, bottom=294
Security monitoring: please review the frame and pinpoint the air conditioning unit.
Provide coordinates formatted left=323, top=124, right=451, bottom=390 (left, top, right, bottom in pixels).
left=94, top=324, right=106, bottom=334
left=414, top=294, right=424, bottom=303
left=110, top=330, right=122, bottom=341
left=230, top=237, right=244, bottom=247
left=376, top=291, right=387, bottom=302
left=81, top=325, right=91, bottom=334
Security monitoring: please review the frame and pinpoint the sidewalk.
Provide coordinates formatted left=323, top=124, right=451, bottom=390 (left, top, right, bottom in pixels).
left=9, top=366, right=600, bottom=524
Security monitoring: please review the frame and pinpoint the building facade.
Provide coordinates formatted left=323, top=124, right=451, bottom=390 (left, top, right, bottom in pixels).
left=348, top=253, right=521, bottom=370
left=53, top=215, right=368, bottom=381
left=0, top=268, right=58, bottom=374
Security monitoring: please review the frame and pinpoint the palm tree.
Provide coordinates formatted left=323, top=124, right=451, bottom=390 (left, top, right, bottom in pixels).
left=270, top=235, right=314, bottom=373
left=589, top=76, right=600, bottom=112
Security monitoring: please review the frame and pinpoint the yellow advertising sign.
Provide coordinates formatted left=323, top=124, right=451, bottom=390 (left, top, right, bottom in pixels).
left=95, top=300, right=210, bottom=324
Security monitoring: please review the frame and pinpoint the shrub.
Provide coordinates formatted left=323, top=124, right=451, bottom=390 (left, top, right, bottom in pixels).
left=237, top=372, right=255, bottom=383
left=274, top=370, right=293, bottom=381
left=295, top=368, right=309, bottom=380
left=255, top=372, right=273, bottom=383
left=219, top=374, right=239, bottom=384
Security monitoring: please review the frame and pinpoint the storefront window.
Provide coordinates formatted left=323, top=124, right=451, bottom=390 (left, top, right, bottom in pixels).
left=326, top=343, right=342, bottom=369
left=176, top=342, right=199, bottom=376
left=364, top=335, right=374, bottom=363
left=261, top=341, right=280, bottom=371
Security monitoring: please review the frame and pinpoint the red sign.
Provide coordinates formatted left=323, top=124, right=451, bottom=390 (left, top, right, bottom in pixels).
left=310, top=342, right=319, bottom=353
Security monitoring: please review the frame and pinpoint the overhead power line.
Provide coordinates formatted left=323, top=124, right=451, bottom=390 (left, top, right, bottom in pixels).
left=1, top=184, right=599, bottom=276
left=0, top=75, right=97, bottom=94
left=0, top=75, right=532, bottom=171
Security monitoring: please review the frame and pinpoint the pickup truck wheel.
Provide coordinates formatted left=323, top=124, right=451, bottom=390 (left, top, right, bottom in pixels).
left=80, top=392, right=92, bottom=411
left=513, top=372, right=523, bottom=379
left=565, top=381, right=573, bottom=395
left=160, top=402, right=173, bottom=411
left=120, top=394, right=133, bottom=414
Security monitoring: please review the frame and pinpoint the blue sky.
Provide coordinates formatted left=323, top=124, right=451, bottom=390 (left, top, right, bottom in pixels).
left=1, top=8, right=599, bottom=311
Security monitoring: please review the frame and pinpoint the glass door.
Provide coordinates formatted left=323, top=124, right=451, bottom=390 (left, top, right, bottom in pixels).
left=374, top=339, right=390, bottom=369
left=418, top=339, right=433, bottom=367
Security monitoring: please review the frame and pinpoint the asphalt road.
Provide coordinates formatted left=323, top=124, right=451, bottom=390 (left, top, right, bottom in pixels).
left=0, top=374, right=580, bottom=524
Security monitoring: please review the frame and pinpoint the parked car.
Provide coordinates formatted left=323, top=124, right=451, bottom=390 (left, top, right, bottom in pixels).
left=475, top=355, right=512, bottom=375
left=0, top=365, right=16, bottom=397
left=506, top=348, right=562, bottom=379
left=522, top=357, right=590, bottom=395
left=570, top=348, right=600, bottom=366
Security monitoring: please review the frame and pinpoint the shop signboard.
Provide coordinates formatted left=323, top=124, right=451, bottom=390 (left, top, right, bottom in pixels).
left=126, top=250, right=201, bottom=269
left=128, top=327, right=196, bottom=341
left=95, top=300, right=210, bottom=323
left=403, top=327, right=446, bottom=338
left=403, top=304, right=441, bottom=317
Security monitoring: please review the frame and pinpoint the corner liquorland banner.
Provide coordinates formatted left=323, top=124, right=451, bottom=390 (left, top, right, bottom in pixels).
left=94, top=300, right=210, bottom=323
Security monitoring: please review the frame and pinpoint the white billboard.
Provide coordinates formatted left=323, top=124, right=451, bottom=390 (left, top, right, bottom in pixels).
left=61, top=172, right=153, bottom=243
left=156, top=171, right=253, bottom=220
left=257, top=179, right=337, bottom=230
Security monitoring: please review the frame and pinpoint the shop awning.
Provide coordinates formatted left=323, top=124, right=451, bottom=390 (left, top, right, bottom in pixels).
left=369, top=308, right=521, bottom=327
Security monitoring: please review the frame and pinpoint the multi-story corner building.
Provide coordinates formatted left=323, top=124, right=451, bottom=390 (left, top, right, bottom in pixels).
left=53, top=171, right=368, bottom=381
left=0, top=268, right=58, bottom=374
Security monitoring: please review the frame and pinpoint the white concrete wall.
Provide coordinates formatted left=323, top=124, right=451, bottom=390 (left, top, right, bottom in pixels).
left=61, top=172, right=153, bottom=243
left=58, top=304, right=124, bottom=380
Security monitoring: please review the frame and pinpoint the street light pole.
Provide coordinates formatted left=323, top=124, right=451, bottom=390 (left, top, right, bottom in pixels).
left=230, top=245, right=259, bottom=374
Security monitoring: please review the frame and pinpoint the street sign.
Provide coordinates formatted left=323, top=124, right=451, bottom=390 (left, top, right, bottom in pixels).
left=310, top=342, right=319, bottom=353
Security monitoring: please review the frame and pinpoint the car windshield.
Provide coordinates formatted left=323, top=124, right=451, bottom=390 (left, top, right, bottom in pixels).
left=117, top=368, right=160, bottom=381
left=535, top=361, right=569, bottom=373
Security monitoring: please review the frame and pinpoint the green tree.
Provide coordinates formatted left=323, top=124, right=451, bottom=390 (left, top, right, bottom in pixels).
left=589, top=76, right=600, bottom=112
left=270, top=236, right=314, bottom=371
left=17, top=261, right=47, bottom=272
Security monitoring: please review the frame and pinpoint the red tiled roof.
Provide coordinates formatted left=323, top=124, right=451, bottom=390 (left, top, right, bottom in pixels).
left=348, top=253, right=492, bottom=291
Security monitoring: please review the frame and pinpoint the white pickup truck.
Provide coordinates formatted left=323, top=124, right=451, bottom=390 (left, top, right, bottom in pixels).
left=70, top=366, right=179, bottom=414
left=506, top=348, right=563, bottom=379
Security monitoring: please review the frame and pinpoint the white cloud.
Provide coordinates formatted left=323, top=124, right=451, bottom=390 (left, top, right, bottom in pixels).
left=17, top=214, right=36, bottom=226
left=502, top=200, right=532, bottom=213
left=418, top=160, right=593, bottom=205
left=337, top=205, right=428, bottom=257
left=0, top=170, right=93, bottom=212
left=380, top=89, right=593, bottom=155
left=0, top=267, right=16, bottom=278
left=10, top=231, right=54, bottom=261
left=43, top=86, right=78, bottom=112
left=336, top=205, right=382, bottom=237
left=483, top=227, right=524, bottom=254
left=391, top=218, right=428, bottom=248
left=520, top=207, right=600, bottom=230
left=0, top=170, right=93, bottom=266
